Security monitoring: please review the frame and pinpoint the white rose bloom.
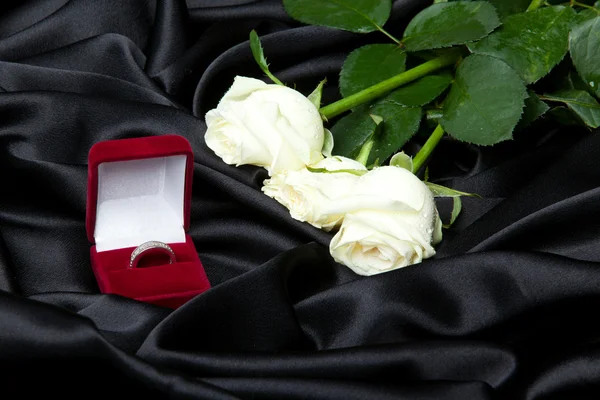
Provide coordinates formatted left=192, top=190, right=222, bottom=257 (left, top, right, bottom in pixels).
left=329, top=166, right=443, bottom=276
left=262, top=157, right=367, bottom=231
left=204, top=76, right=325, bottom=174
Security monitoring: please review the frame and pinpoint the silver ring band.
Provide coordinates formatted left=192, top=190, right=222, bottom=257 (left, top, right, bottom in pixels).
left=130, top=241, right=176, bottom=268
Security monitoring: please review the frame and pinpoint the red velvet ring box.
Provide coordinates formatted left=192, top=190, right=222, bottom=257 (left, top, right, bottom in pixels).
left=86, top=135, right=210, bottom=309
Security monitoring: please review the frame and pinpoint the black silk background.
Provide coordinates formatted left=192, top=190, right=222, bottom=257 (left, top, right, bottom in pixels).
left=1, top=0, right=600, bottom=398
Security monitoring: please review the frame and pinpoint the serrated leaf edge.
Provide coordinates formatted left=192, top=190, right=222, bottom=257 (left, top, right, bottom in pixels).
left=441, top=55, right=528, bottom=146
left=568, top=16, right=600, bottom=97
left=402, top=2, right=502, bottom=52
left=470, top=5, right=576, bottom=84
left=282, top=0, right=390, bottom=34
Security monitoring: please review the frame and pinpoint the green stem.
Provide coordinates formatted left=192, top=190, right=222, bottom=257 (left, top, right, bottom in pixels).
left=376, top=25, right=402, bottom=45
left=527, top=0, right=545, bottom=11
left=412, top=124, right=445, bottom=173
left=265, top=70, right=284, bottom=86
left=571, top=0, right=599, bottom=11
left=355, top=137, right=375, bottom=166
left=320, top=53, right=460, bottom=120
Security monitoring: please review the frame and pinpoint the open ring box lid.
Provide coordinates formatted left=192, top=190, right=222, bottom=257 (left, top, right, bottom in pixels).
left=86, top=135, right=210, bottom=309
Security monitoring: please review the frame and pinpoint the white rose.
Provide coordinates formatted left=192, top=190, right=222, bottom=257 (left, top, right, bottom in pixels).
left=262, top=157, right=367, bottom=231
left=204, top=76, right=325, bottom=174
left=329, top=166, right=442, bottom=276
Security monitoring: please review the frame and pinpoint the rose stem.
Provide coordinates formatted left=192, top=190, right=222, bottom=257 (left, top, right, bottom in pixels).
left=377, top=25, right=401, bottom=45
left=526, top=0, right=545, bottom=11
left=570, top=1, right=599, bottom=10
left=412, top=124, right=445, bottom=173
left=320, top=53, right=460, bottom=120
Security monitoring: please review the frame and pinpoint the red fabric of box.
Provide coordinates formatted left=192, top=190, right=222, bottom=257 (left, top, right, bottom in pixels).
left=86, top=135, right=210, bottom=309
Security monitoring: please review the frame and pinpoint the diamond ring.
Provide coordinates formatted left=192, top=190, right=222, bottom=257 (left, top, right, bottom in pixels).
left=129, top=241, right=176, bottom=268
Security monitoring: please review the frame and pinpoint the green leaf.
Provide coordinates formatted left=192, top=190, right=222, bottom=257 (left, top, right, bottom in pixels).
left=249, top=30, right=283, bottom=85
left=469, top=6, right=577, bottom=84
left=308, top=79, right=327, bottom=109
left=331, top=111, right=378, bottom=158
left=282, top=0, right=391, bottom=33
left=441, top=55, right=527, bottom=145
left=517, top=91, right=550, bottom=130
left=402, top=1, right=500, bottom=52
left=563, top=69, right=594, bottom=92
left=574, top=1, right=600, bottom=24
left=540, top=90, right=600, bottom=128
left=570, top=16, right=600, bottom=98
left=331, top=103, right=421, bottom=165
left=383, top=71, right=453, bottom=107
left=389, top=152, right=413, bottom=172
left=443, top=197, right=463, bottom=229
left=368, top=102, right=422, bottom=164
left=340, top=45, right=406, bottom=98
left=425, top=182, right=479, bottom=198
left=488, top=0, right=529, bottom=20
left=355, top=115, right=383, bottom=165
left=543, top=59, right=596, bottom=96
left=576, top=9, right=600, bottom=24
left=548, top=106, right=584, bottom=126
left=322, top=129, right=334, bottom=157
left=249, top=30, right=268, bottom=72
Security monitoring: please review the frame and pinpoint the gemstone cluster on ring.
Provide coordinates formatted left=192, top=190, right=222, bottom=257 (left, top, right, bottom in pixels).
left=130, top=241, right=176, bottom=268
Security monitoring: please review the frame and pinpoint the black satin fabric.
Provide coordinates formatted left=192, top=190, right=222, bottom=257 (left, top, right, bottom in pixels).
left=1, top=0, right=600, bottom=398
